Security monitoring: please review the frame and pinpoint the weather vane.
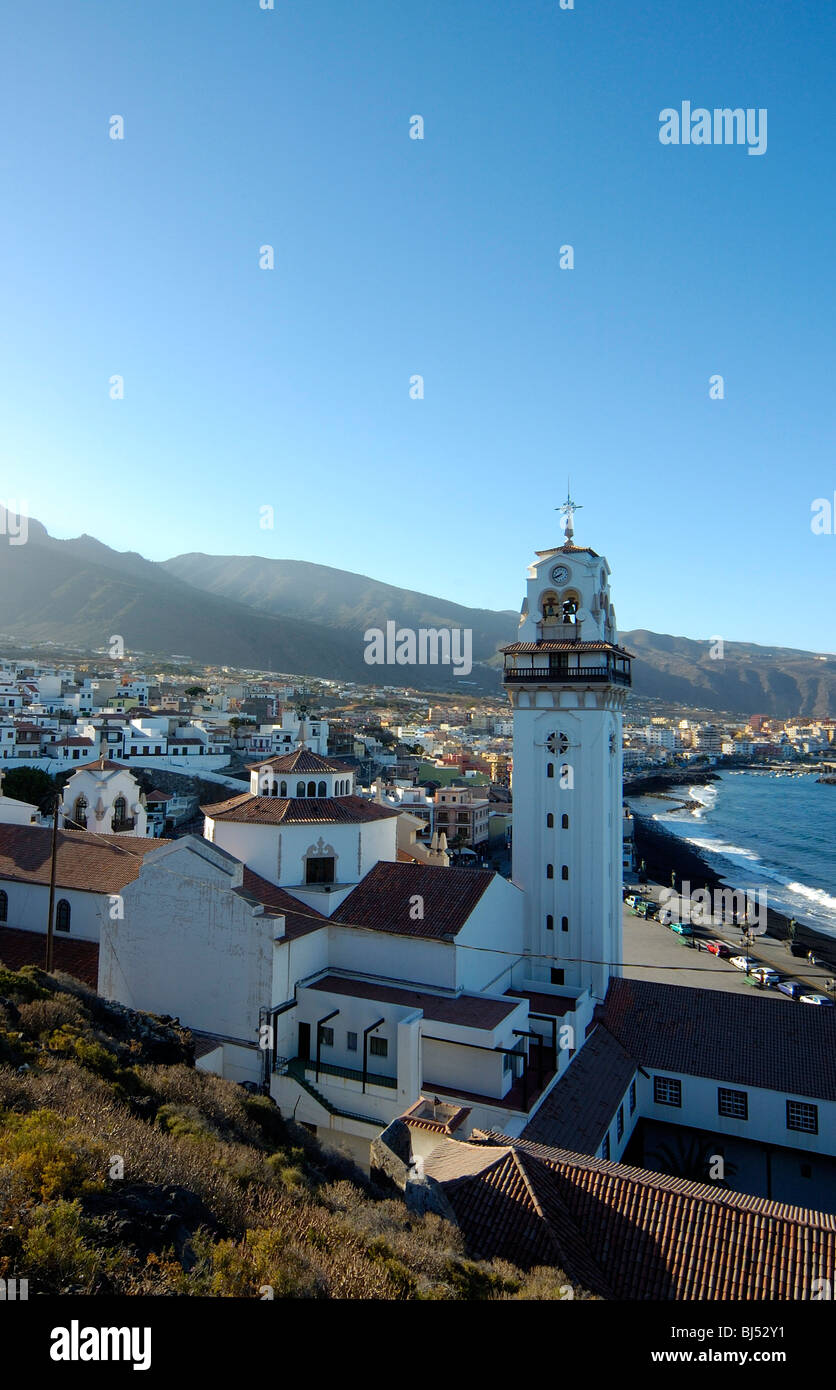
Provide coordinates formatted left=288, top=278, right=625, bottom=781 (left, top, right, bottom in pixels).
left=557, top=481, right=582, bottom=543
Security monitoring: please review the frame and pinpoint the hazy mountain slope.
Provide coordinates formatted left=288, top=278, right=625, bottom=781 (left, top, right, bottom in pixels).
left=0, top=523, right=372, bottom=680
left=163, top=551, right=518, bottom=662
left=2, top=523, right=833, bottom=712
left=622, top=630, right=836, bottom=718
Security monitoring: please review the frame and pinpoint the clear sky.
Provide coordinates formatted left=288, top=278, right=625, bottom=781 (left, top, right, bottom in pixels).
left=1, top=0, right=834, bottom=650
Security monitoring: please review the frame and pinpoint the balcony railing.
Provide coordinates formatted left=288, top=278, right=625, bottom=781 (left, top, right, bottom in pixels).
left=504, top=664, right=631, bottom=686
left=276, top=1054, right=396, bottom=1090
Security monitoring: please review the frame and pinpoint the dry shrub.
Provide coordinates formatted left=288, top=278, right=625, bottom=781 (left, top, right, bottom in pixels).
left=137, top=1064, right=261, bottom=1144
left=16, top=996, right=87, bottom=1038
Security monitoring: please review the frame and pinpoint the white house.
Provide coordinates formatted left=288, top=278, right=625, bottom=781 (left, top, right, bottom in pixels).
left=60, top=758, right=148, bottom=837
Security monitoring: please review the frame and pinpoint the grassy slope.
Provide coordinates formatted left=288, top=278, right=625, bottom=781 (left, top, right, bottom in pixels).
left=0, top=963, right=590, bottom=1300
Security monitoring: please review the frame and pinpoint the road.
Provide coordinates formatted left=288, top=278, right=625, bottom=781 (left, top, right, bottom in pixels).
left=621, top=879, right=835, bottom=1001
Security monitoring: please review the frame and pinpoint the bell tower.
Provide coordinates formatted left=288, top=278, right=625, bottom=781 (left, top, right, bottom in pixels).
left=502, top=493, right=632, bottom=1002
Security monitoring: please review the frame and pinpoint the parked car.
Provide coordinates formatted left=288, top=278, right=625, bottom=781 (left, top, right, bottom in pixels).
left=631, top=899, right=656, bottom=919
left=776, top=979, right=805, bottom=999
left=668, top=921, right=695, bottom=937
left=799, top=993, right=835, bottom=1007
left=705, top=939, right=734, bottom=958
left=729, top=955, right=758, bottom=972
left=749, top=967, right=780, bottom=987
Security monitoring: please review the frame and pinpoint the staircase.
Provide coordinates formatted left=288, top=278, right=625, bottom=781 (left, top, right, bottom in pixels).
left=283, top=1057, right=381, bottom=1128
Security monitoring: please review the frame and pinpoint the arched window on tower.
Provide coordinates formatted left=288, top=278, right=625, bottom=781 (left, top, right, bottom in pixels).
left=56, top=899, right=71, bottom=933
left=561, top=916, right=569, bottom=932
left=307, top=780, right=316, bottom=797
left=546, top=813, right=554, bottom=828
left=112, top=796, right=127, bottom=829
left=562, top=594, right=579, bottom=624
left=561, top=865, right=569, bottom=881
left=317, top=781, right=326, bottom=797
left=541, top=591, right=560, bottom=621
left=562, top=813, right=569, bottom=829
left=0, top=890, right=7, bottom=923
left=73, top=796, right=88, bottom=828
left=546, top=864, right=554, bottom=879
left=296, top=781, right=306, bottom=796
left=546, top=763, right=554, bottom=779
left=546, top=914, right=554, bottom=931
left=279, top=781, right=287, bottom=797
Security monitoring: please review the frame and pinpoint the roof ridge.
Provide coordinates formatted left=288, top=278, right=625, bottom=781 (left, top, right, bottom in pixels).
left=510, top=1137, right=836, bottom=1229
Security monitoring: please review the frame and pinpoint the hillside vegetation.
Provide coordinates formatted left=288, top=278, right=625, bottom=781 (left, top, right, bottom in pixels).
left=0, top=963, right=588, bottom=1299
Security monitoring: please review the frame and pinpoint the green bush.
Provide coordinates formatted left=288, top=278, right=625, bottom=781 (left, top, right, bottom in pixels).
left=0, top=966, right=51, bottom=1004
left=0, top=1108, right=105, bottom=1203
left=21, top=1199, right=102, bottom=1290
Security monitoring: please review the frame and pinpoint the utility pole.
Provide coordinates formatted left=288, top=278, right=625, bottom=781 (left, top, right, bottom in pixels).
left=45, top=791, right=60, bottom=973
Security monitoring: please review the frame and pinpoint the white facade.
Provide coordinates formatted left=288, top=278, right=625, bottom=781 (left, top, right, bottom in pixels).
left=503, top=521, right=630, bottom=1001
left=61, top=762, right=148, bottom=837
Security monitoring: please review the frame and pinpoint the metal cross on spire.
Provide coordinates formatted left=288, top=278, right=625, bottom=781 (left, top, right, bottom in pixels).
left=557, top=482, right=582, bottom=543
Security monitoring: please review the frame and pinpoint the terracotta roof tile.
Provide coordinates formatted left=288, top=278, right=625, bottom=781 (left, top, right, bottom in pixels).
left=237, top=867, right=326, bottom=940
left=0, top=924, right=99, bottom=988
left=601, top=977, right=836, bottom=1103
left=246, top=748, right=352, bottom=774
left=522, top=1025, right=636, bottom=1153
left=501, top=641, right=634, bottom=657
left=71, top=757, right=130, bottom=773
left=425, top=1132, right=836, bottom=1299
left=201, top=793, right=398, bottom=826
left=331, top=861, right=495, bottom=940
left=0, top=825, right=168, bottom=895
left=308, top=973, right=520, bottom=1028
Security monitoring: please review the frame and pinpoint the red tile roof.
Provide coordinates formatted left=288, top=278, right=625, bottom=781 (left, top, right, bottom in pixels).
left=0, top=924, right=99, bottom=988
left=501, top=641, right=634, bottom=656
left=246, top=748, right=352, bottom=774
left=422, top=1133, right=836, bottom=1299
left=521, top=1025, right=636, bottom=1153
left=308, top=973, right=521, bottom=1028
left=0, top=825, right=168, bottom=895
left=331, top=861, right=495, bottom=941
left=201, top=792, right=398, bottom=826
left=237, top=867, right=326, bottom=940
left=71, top=756, right=129, bottom=773
left=601, top=977, right=836, bottom=1104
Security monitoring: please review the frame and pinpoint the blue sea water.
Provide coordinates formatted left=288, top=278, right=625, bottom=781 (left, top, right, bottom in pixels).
left=628, top=771, right=836, bottom=939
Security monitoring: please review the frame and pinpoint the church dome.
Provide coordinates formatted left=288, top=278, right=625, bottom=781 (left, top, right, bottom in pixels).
left=247, top=747, right=355, bottom=799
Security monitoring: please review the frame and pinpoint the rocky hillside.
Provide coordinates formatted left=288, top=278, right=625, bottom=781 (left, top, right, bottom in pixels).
left=623, top=629, right=836, bottom=718
left=0, top=962, right=586, bottom=1299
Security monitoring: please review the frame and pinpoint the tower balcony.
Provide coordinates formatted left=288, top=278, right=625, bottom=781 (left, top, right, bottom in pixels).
left=503, top=664, right=631, bottom=687
left=501, top=642, right=633, bottom=688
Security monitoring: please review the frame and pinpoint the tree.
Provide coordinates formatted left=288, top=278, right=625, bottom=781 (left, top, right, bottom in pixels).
left=185, top=686, right=207, bottom=698
left=1, top=767, right=61, bottom=814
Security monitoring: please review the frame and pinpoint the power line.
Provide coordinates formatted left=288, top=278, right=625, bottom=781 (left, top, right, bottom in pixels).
left=27, top=811, right=775, bottom=977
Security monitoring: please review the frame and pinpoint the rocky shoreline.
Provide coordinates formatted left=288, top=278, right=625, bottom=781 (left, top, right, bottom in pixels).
left=632, top=813, right=836, bottom=978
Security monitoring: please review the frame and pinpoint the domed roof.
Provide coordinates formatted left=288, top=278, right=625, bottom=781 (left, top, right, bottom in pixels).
left=246, top=748, right=352, bottom=775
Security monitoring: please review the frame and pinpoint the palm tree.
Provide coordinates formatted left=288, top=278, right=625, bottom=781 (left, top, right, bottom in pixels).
left=646, top=1132, right=738, bottom=1188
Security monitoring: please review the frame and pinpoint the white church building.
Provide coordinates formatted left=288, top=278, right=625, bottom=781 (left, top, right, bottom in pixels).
left=92, top=508, right=632, bottom=1164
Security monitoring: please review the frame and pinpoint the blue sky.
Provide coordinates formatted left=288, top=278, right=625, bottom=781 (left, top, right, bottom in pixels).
left=1, top=0, right=834, bottom=650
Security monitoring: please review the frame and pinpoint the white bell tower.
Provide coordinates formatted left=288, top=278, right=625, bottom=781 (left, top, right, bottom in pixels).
left=502, top=493, right=632, bottom=1002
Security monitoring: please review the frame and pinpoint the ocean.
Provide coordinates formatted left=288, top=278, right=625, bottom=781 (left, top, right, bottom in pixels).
left=628, top=771, right=836, bottom=940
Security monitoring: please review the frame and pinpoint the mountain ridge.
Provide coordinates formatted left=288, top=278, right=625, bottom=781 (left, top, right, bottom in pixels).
left=1, top=521, right=833, bottom=714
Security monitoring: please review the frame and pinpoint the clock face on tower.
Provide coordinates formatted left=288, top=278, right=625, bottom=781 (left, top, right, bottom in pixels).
left=546, top=731, right=570, bottom=755
left=550, top=564, right=571, bottom=584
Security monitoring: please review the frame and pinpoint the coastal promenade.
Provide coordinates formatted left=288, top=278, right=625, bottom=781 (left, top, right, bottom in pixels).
left=622, top=880, right=835, bottom=998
